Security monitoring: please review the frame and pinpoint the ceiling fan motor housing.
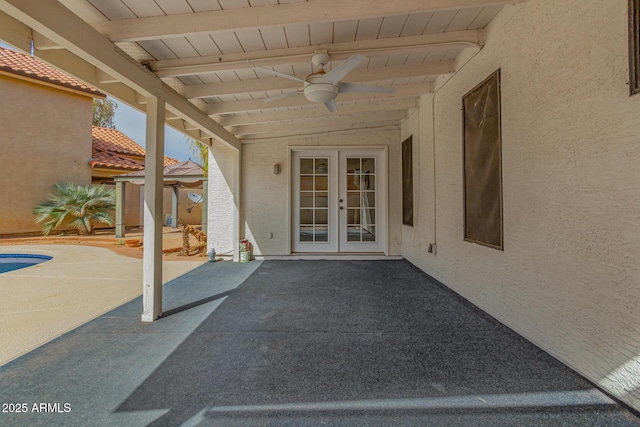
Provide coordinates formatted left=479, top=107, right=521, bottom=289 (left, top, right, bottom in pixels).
left=304, top=75, right=339, bottom=103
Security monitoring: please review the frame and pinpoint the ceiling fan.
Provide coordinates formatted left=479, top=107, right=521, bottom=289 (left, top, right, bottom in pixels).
left=255, top=52, right=395, bottom=112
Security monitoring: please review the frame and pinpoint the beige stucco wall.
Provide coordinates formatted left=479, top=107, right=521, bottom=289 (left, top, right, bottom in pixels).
left=401, top=0, right=640, bottom=411
left=0, top=75, right=93, bottom=235
left=240, top=129, right=402, bottom=257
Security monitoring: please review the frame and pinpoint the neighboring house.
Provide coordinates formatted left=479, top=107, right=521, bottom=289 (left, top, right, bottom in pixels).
left=2, top=0, right=640, bottom=414
left=89, top=126, right=202, bottom=229
left=0, top=46, right=104, bottom=235
left=0, top=46, right=201, bottom=234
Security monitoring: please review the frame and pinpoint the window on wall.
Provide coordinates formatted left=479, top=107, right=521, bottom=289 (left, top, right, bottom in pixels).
left=402, top=136, right=413, bottom=227
left=463, top=70, right=503, bottom=250
left=630, top=0, right=640, bottom=95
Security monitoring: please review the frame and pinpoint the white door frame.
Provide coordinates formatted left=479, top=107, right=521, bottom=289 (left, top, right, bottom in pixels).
left=291, top=147, right=387, bottom=254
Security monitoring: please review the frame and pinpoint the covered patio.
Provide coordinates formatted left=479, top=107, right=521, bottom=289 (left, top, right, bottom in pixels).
left=1, top=0, right=639, bottom=418
left=1, top=260, right=638, bottom=426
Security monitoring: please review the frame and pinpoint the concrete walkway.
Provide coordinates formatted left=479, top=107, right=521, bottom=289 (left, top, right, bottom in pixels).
left=0, top=260, right=639, bottom=426
left=0, top=245, right=204, bottom=366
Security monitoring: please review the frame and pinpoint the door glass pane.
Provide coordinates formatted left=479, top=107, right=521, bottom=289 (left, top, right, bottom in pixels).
left=346, top=158, right=360, bottom=173
left=362, top=226, right=376, bottom=241
left=300, top=192, right=313, bottom=207
left=300, top=176, right=313, bottom=191
left=300, top=226, right=313, bottom=241
left=300, top=159, right=314, bottom=174
left=364, top=192, right=376, bottom=208
left=361, top=157, right=375, bottom=174
left=300, top=209, right=313, bottom=224
left=315, top=192, right=328, bottom=207
left=315, top=176, right=328, bottom=191
left=316, top=209, right=328, bottom=225
left=362, top=175, right=375, bottom=190
left=315, top=226, right=328, bottom=242
left=347, top=208, right=360, bottom=225
left=315, top=159, right=328, bottom=174
left=347, top=225, right=361, bottom=241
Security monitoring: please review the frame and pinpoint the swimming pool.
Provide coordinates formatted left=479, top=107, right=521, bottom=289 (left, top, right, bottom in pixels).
left=0, top=254, right=53, bottom=274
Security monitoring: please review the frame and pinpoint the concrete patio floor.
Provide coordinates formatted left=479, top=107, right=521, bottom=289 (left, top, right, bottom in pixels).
left=0, top=260, right=639, bottom=426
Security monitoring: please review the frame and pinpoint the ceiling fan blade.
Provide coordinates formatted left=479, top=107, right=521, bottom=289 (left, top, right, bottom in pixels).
left=323, top=54, right=366, bottom=85
left=338, top=82, right=395, bottom=94
left=262, top=91, right=302, bottom=102
left=254, top=67, right=306, bottom=84
left=324, top=100, right=338, bottom=112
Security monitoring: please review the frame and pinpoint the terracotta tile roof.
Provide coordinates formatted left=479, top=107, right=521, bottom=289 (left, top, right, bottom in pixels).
left=92, top=126, right=146, bottom=157
left=0, top=46, right=104, bottom=97
left=90, top=126, right=179, bottom=171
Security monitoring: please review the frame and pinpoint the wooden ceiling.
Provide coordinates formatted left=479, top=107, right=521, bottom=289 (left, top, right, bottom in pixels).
left=1, top=0, right=526, bottom=144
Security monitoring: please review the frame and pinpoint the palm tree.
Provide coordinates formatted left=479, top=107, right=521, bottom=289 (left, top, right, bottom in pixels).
left=33, top=183, right=116, bottom=235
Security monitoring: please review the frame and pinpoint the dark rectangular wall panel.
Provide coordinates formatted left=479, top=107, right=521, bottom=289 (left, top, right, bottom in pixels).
left=402, top=136, right=413, bottom=226
left=463, top=70, right=503, bottom=249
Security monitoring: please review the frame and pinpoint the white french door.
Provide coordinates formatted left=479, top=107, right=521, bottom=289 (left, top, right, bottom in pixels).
left=292, top=149, right=386, bottom=253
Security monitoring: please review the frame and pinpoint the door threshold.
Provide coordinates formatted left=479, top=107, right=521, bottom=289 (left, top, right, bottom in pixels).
left=258, top=253, right=402, bottom=261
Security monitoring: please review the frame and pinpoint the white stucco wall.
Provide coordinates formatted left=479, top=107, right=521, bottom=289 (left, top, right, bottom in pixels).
left=207, top=142, right=239, bottom=257
left=402, top=0, right=640, bottom=411
left=239, top=129, right=402, bottom=257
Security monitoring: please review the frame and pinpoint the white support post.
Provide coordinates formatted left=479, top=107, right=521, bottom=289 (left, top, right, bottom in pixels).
left=207, top=143, right=241, bottom=260
left=171, top=184, right=179, bottom=228
left=115, top=181, right=126, bottom=238
left=141, top=96, right=165, bottom=322
left=201, top=178, right=208, bottom=232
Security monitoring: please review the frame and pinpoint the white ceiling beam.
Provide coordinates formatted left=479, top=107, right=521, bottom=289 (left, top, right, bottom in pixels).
left=231, top=110, right=407, bottom=136
left=239, top=121, right=401, bottom=141
left=207, top=83, right=431, bottom=115
left=0, top=0, right=241, bottom=151
left=184, top=62, right=451, bottom=99
left=93, top=0, right=523, bottom=42
left=217, top=98, right=418, bottom=126
left=150, top=30, right=483, bottom=77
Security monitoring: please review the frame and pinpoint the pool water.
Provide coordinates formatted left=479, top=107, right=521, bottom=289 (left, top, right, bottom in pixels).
left=0, top=254, right=53, bottom=273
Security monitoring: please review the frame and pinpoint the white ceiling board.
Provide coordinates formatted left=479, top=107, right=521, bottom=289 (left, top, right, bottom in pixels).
left=212, top=31, right=244, bottom=54
left=378, top=15, right=408, bottom=39
left=138, top=40, right=178, bottom=60
left=310, top=22, right=334, bottom=46
left=122, top=0, right=165, bottom=17
left=387, top=53, right=410, bottom=66
left=186, top=33, right=223, bottom=56
left=235, top=28, right=266, bottom=51
left=292, top=62, right=313, bottom=76
left=423, top=10, right=457, bottom=33
left=179, top=75, right=203, bottom=85
left=284, top=23, right=310, bottom=48
left=154, top=0, right=194, bottom=15
left=215, top=69, right=242, bottom=82
left=163, top=37, right=201, bottom=58
left=199, top=73, right=223, bottom=83
left=468, top=5, right=503, bottom=29
left=405, top=52, right=428, bottom=64
left=249, top=0, right=278, bottom=5
left=333, top=20, right=358, bottom=43
left=447, top=7, right=483, bottom=32
left=356, top=17, right=383, bottom=41
left=401, top=12, right=432, bottom=36
left=87, top=0, right=136, bottom=20
left=260, top=26, right=288, bottom=50
left=425, top=48, right=448, bottom=62
left=186, top=0, right=222, bottom=12
left=234, top=68, right=259, bottom=80
left=218, top=0, right=251, bottom=10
